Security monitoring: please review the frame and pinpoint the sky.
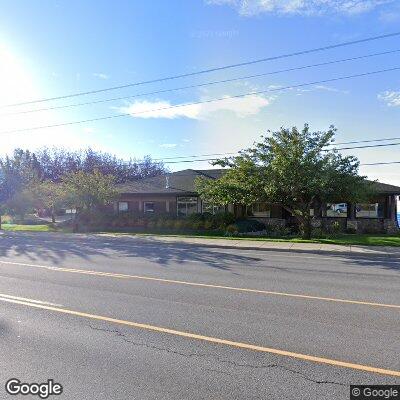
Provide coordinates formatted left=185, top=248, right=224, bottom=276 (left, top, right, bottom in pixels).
left=0, top=0, right=399, bottom=186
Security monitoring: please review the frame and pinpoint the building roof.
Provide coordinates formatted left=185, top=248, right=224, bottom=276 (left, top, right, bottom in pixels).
left=117, top=169, right=400, bottom=196
left=367, top=180, right=400, bottom=195
left=117, top=169, right=226, bottom=195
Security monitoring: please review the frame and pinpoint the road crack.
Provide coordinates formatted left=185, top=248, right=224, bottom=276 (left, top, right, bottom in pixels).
left=88, top=324, right=347, bottom=387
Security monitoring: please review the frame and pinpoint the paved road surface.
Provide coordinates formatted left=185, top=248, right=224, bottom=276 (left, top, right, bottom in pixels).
left=0, top=232, right=398, bottom=399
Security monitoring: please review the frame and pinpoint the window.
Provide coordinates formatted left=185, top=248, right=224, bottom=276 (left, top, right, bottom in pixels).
left=356, top=203, right=382, bottom=218
left=177, top=197, right=198, bottom=216
left=118, top=202, right=128, bottom=212
left=202, top=202, right=225, bottom=215
left=251, top=202, right=271, bottom=217
left=144, top=202, right=155, bottom=213
left=326, top=203, right=347, bottom=218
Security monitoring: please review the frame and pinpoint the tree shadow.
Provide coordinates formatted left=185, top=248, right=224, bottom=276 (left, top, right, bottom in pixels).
left=0, top=232, right=264, bottom=273
left=0, top=232, right=399, bottom=275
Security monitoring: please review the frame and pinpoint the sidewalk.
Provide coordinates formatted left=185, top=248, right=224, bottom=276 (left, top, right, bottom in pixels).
left=99, top=233, right=400, bottom=257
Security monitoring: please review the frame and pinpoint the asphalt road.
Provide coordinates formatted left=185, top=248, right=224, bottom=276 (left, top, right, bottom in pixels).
left=0, top=231, right=399, bottom=399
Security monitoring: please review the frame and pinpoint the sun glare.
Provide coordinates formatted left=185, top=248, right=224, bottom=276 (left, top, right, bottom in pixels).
left=0, top=43, right=92, bottom=151
left=0, top=44, right=36, bottom=107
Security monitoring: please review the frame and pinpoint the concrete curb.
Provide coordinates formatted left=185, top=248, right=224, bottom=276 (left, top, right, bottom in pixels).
left=96, top=233, right=400, bottom=258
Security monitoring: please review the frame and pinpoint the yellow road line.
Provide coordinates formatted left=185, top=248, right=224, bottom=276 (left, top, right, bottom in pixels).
left=0, top=259, right=399, bottom=310
left=0, top=293, right=399, bottom=377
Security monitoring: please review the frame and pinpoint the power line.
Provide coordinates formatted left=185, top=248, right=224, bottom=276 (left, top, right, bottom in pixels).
left=152, top=152, right=238, bottom=161
left=150, top=141, right=400, bottom=162
left=153, top=137, right=400, bottom=161
left=361, top=161, right=400, bottom=166
left=333, top=136, right=400, bottom=145
left=154, top=142, right=400, bottom=165
left=334, top=142, right=400, bottom=150
left=2, top=31, right=400, bottom=108
left=4, top=48, right=400, bottom=117
left=2, top=66, right=400, bottom=135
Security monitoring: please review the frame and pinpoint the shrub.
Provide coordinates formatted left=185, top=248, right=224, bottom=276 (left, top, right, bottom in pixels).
left=214, top=212, right=235, bottom=227
left=135, top=218, right=147, bottom=228
left=263, top=224, right=293, bottom=238
left=204, top=220, right=214, bottom=230
left=173, top=220, right=185, bottom=230
left=155, top=218, right=165, bottom=229
left=235, top=218, right=266, bottom=233
left=192, top=221, right=204, bottom=230
left=163, top=219, right=175, bottom=229
left=311, top=227, right=325, bottom=238
left=331, top=221, right=342, bottom=234
left=147, top=220, right=156, bottom=229
left=225, top=224, right=239, bottom=236
left=345, top=227, right=357, bottom=234
left=0, top=215, right=14, bottom=224
left=187, top=213, right=204, bottom=222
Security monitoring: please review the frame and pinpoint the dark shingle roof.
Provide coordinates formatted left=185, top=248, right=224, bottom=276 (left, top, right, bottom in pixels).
left=367, top=180, right=400, bottom=194
left=117, top=169, right=400, bottom=195
left=117, top=169, right=226, bottom=195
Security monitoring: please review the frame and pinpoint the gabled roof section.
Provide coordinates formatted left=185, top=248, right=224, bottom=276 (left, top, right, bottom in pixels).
left=117, top=169, right=400, bottom=196
left=367, top=180, right=400, bottom=195
left=117, top=169, right=226, bottom=195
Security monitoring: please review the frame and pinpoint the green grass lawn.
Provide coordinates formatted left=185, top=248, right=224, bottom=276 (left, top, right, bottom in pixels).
left=1, top=223, right=55, bottom=232
left=103, top=230, right=400, bottom=247
left=1, top=222, right=399, bottom=246
left=314, top=234, right=400, bottom=247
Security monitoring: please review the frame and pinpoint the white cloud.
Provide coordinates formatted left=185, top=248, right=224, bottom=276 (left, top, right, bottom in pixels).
left=379, top=5, right=400, bottom=22
left=314, top=84, right=349, bottom=94
left=159, top=143, right=178, bottom=148
left=378, top=90, right=400, bottom=107
left=206, top=0, right=393, bottom=16
left=119, top=94, right=271, bottom=120
left=93, top=72, right=109, bottom=79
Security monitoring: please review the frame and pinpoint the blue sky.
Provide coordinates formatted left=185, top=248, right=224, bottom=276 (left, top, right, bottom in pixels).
left=0, top=0, right=399, bottom=185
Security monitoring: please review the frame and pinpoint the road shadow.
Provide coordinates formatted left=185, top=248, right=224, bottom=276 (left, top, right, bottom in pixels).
left=0, top=232, right=264, bottom=272
left=0, top=232, right=399, bottom=274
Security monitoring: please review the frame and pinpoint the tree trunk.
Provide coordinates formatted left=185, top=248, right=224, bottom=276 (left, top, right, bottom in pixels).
left=300, top=218, right=312, bottom=239
left=51, top=213, right=56, bottom=224
left=0, top=214, right=2, bottom=230
left=296, top=211, right=312, bottom=239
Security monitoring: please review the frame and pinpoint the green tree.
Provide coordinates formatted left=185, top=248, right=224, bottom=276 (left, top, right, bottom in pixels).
left=5, top=188, right=36, bottom=221
left=62, top=170, right=117, bottom=213
left=197, top=124, right=371, bottom=239
left=32, top=181, right=67, bottom=223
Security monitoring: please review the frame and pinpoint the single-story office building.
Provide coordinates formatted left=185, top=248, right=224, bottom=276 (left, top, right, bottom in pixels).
left=116, top=169, right=400, bottom=233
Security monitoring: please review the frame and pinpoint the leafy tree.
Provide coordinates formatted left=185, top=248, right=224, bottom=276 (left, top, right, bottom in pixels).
left=0, top=147, right=166, bottom=228
left=5, top=188, right=36, bottom=221
left=62, top=170, right=117, bottom=213
left=34, top=147, right=167, bottom=183
left=197, top=124, right=370, bottom=239
left=32, top=181, right=67, bottom=223
left=0, top=149, right=42, bottom=201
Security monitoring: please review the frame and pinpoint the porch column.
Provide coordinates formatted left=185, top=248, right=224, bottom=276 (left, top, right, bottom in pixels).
left=138, top=201, right=143, bottom=212
left=166, top=200, right=170, bottom=213
left=383, top=195, right=399, bottom=233
left=388, top=195, right=397, bottom=220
